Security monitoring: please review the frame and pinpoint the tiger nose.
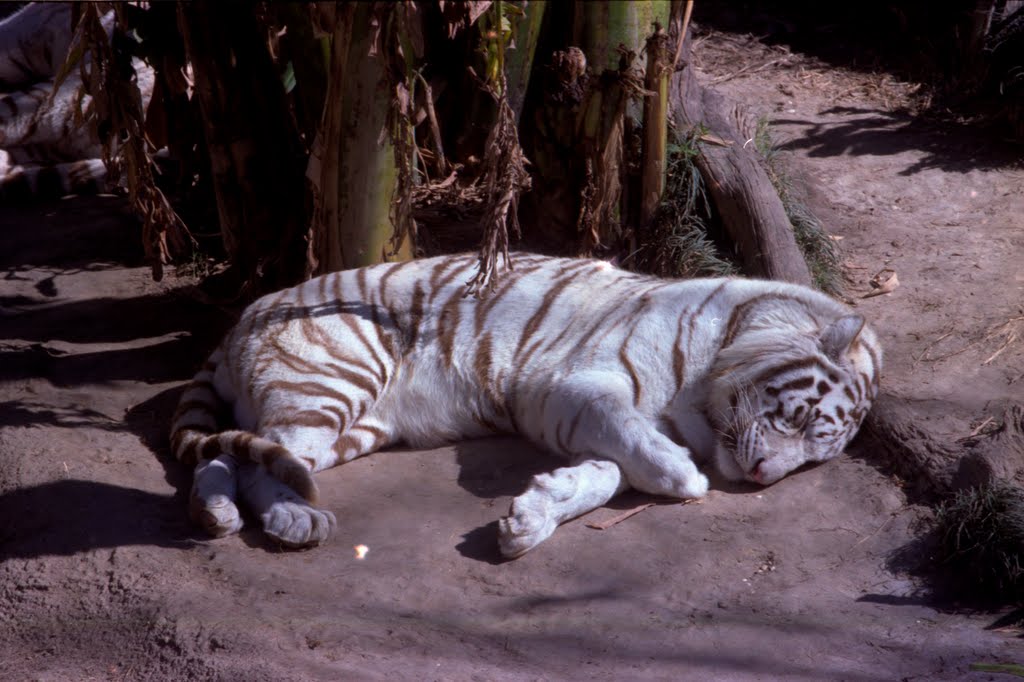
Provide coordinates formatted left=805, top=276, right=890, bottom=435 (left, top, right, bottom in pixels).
left=751, top=458, right=767, bottom=484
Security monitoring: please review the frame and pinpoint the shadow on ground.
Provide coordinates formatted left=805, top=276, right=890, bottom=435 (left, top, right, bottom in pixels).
left=0, top=478, right=196, bottom=560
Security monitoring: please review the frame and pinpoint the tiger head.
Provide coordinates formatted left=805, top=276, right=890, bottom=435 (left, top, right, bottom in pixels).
left=707, top=312, right=881, bottom=486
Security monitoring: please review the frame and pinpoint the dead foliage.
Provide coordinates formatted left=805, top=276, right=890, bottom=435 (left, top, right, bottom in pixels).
left=63, top=3, right=192, bottom=281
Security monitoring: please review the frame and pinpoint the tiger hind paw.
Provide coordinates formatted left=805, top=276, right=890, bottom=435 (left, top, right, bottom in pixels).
left=261, top=500, right=337, bottom=548
left=189, top=492, right=244, bottom=538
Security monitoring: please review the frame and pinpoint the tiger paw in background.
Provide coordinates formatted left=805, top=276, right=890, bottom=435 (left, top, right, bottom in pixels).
left=0, top=2, right=153, bottom=201
left=170, top=253, right=882, bottom=558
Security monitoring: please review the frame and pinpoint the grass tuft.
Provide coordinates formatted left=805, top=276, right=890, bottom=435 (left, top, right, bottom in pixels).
left=754, top=117, right=844, bottom=295
left=633, top=128, right=739, bottom=279
left=933, top=481, right=1024, bottom=605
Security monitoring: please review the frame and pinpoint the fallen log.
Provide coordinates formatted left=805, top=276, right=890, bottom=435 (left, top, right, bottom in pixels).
left=667, top=29, right=811, bottom=285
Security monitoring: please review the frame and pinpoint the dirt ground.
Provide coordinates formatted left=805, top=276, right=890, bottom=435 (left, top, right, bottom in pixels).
left=2, top=27, right=1024, bottom=682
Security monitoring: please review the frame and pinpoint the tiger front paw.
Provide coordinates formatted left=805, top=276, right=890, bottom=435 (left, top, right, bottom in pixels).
left=261, top=500, right=337, bottom=549
left=497, top=490, right=557, bottom=559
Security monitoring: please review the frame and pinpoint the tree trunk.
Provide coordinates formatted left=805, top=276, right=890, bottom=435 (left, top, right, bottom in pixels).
left=668, top=28, right=811, bottom=285
left=307, top=2, right=411, bottom=274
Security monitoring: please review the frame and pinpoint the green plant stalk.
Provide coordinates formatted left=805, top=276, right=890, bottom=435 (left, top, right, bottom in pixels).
left=970, top=662, right=1024, bottom=677
left=505, top=0, right=547, bottom=124
left=572, top=1, right=671, bottom=73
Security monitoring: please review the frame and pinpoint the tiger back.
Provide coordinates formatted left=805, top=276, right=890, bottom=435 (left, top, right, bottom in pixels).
left=170, top=253, right=881, bottom=557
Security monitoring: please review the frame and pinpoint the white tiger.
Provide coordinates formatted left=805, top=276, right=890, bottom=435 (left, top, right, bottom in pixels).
left=171, top=253, right=882, bottom=557
left=0, top=2, right=153, bottom=200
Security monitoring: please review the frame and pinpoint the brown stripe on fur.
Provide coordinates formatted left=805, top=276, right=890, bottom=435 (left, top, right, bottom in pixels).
left=672, top=315, right=686, bottom=391
left=200, top=436, right=223, bottom=460
left=778, top=376, right=815, bottom=392
left=270, top=328, right=327, bottom=375
left=353, top=423, right=389, bottom=447
left=473, top=413, right=500, bottom=432
left=356, top=266, right=369, bottom=302
left=300, top=315, right=383, bottom=388
left=437, top=287, right=464, bottom=368
left=721, top=295, right=763, bottom=349
left=259, top=441, right=289, bottom=469
left=170, top=420, right=216, bottom=440
left=258, top=379, right=357, bottom=410
left=378, top=260, right=416, bottom=306
left=407, top=281, right=426, bottom=348
left=321, top=404, right=350, bottom=434
left=333, top=434, right=359, bottom=460
left=473, top=331, right=505, bottom=414
left=579, top=292, right=650, bottom=364
left=688, top=280, right=732, bottom=343
left=473, top=264, right=542, bottom=335
left=752, top=357, right=822, bottom=386
left=863, top=341, right=882, bottom=389
left=339, top=314, right=389, bottom=384
left=324, top=361, right=381, bottom=400
left=428, top=256, right=456, bottom=293
left=177, top=436, right=200, bottom=466
left=428, top=255, right=476, bottom=304
left=262, top=409, right=339, bottom=431
left=513, top=270, right=588, bottom=363
left=618, top=329, right=642, bottom=407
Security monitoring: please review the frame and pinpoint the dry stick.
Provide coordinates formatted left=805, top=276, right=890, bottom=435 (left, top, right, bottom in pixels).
left=851, top=513, right=897, bottom=548
left=671, top=0, right=695, bottom=72
left=706, top=56, right=792, bottom=85
left=414, top=72, right=450, bottom=177
left=957, top=416, right=996, bottom=442
left=586, top=503, right=657, bottom=530
left=912, top=327, right=956, bottom=366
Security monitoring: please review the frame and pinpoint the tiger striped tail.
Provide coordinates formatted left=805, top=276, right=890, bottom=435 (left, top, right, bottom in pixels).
left=169, top=350, right=319, bottom=503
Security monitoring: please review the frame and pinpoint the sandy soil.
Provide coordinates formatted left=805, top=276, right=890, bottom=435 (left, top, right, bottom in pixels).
left=2, top=30, right=1023, bottom=682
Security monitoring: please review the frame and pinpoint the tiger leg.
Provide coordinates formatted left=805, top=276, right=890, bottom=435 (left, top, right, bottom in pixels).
left=189, top=454, right=244, bottom=538
left=497, top=458, right=627, bottom=558
left=536, top=372, right=709, bottom=499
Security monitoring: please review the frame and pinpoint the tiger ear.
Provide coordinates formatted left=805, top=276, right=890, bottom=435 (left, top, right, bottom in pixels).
left=820, top=314, right=864, bottom=361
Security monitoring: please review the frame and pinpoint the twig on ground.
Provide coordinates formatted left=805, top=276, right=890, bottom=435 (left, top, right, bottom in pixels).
left=852, top=513, right=897, bottom=548
left=957, top=416, right=996, bottom=443
left=707, top=56, right=792, bottom=85
left=586, top=503, right=656, bottom=530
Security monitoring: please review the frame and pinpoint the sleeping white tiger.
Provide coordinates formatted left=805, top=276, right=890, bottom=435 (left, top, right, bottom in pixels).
left=171, top=253, right=882, bottom=557
left=0, top=2, right=153, bottom=200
